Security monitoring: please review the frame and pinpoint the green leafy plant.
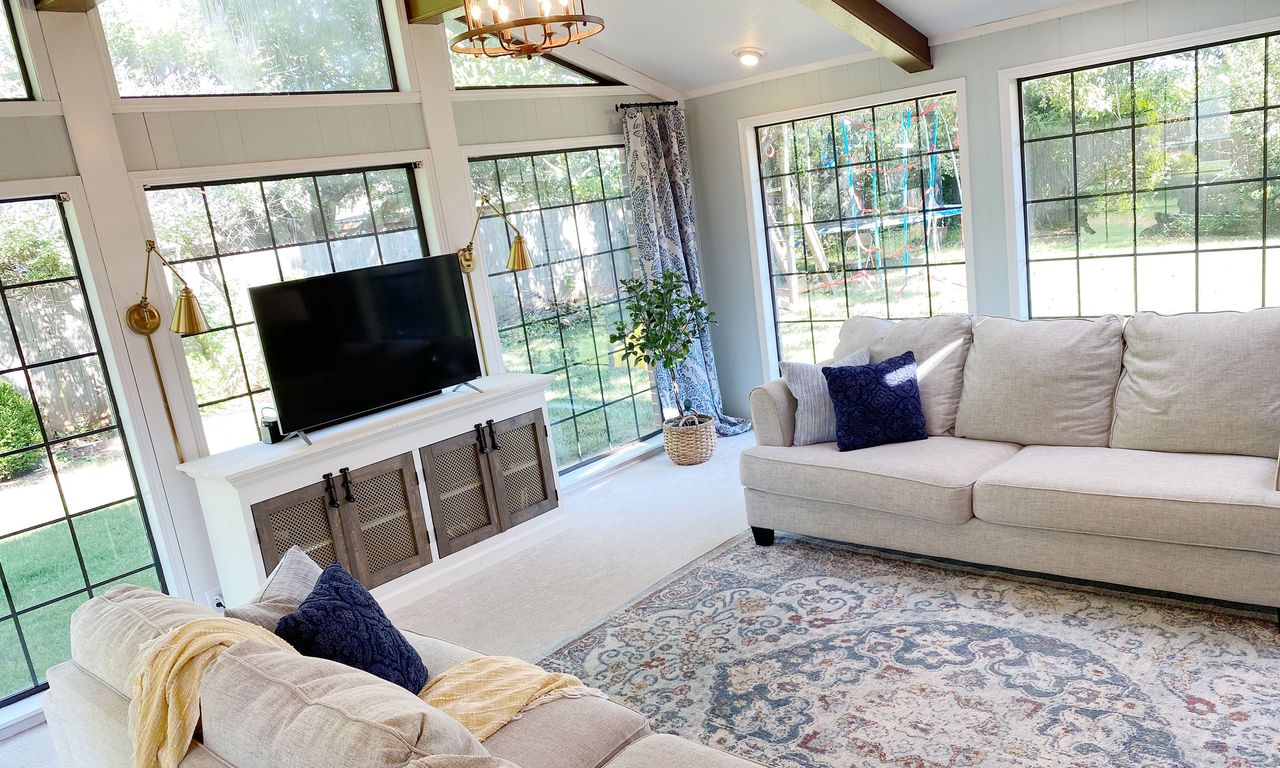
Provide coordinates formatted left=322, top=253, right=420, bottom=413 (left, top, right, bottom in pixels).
left=0, top=379, right=43, bottom=481
left=610, top=271, right=715, bottom=421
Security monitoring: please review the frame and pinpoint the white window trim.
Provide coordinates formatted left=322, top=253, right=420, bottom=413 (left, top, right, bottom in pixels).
left=87, top=0, right=416, bottom=106
left=998, top=14, right=1280, bottom=319
left=9, top=0, right=56, bottom=101
left=736, top=77, right=976, bottom=382
left=128, top=149, right=446, bottom=460
left=0, top=175, right=196, bottom=605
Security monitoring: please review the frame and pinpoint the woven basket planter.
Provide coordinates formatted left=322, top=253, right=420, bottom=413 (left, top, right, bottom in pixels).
left=662, top=413, right=716, bottom=466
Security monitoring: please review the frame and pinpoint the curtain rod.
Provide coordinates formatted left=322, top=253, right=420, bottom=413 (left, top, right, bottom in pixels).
left=615, top=100, right=679, bottom=112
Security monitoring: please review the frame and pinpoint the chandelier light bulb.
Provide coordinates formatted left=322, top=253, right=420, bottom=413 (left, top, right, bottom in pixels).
left=735, top=47, right=765, bottom=67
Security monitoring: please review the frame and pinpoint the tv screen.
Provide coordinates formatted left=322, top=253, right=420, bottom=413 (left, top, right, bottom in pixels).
left=249, top=257, right=481, bottom=435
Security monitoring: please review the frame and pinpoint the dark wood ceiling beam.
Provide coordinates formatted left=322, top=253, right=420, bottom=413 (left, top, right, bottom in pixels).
left=406, top=0, right=464, bottom=25
left=797, top=0, right=932, bottom=73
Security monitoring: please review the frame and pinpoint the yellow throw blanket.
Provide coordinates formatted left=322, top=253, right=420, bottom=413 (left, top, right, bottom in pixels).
left=129, top=617, right=295, bottom=768
left=420, top=656, right=604, bottom=741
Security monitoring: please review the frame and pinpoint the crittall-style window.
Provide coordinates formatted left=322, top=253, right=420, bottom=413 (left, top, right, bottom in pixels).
left=756, top=92, right=967, bottom=364
left=1, top=0, right=32, bottom=99
left=1020, top=33, right=1280, bottom=317
left=445, top=18, right=614, bottom=88
left=0, top=197, right=164, bottom=706
left=98, top=0, right=396, bottom=97
left=468, top=148, right=660, bottom=470
left=145, top=166, right=430, bottom=453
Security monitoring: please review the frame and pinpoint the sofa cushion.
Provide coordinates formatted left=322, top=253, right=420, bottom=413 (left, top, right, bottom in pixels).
left=603, top=734, right=764, bottom=768
left=401, top=631, right=484, bottom=675
left=485, top=697, right=650, bottom=768
left=832, top=314, right=973, bottom=436
left=1111, top=308, right=1280, bottom=458
left=69, top=586, right=216, bottom=697
left=200, top=640, right=486, bottom=768
left=740, top=437, right=1021, bottom=525
left=955, top=316, right=1123, bottom=447
left=225, top=545, right=322, bottom=631
left=974, top=446, right=1280, bottom=555
left=781, top=347, right=869, bottom=446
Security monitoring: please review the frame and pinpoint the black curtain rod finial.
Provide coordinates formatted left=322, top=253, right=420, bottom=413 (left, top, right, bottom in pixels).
left=616, top=100, right=680, bottom=112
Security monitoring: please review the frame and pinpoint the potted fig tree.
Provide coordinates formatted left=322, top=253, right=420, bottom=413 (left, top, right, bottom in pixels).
left=611, top=270, right=717, bottom=466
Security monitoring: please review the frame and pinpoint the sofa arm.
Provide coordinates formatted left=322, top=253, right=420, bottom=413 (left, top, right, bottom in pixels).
left=749, top=379, right=796, bottom=447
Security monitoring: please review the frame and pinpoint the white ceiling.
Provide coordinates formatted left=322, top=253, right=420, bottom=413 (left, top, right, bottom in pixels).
left=576, top=0, right=1120, bottom=94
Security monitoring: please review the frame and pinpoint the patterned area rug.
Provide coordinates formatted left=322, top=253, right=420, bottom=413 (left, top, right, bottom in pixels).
left=541, top=534, right=1280, bottom=768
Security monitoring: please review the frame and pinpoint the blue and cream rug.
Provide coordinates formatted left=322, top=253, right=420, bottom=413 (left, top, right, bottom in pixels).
left=542, top=534, right=1280, bottom=768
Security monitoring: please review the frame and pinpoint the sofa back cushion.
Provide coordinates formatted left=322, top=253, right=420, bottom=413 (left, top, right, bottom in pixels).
left=831, top=314, right=973, bottom=435
left=955, top=315, right=1124, bottom=446
left=1111, top=308, right=1280, bottom=458
left=201, top=640, right=486, bottom=768
left=70, top=585, right=216, bottom=697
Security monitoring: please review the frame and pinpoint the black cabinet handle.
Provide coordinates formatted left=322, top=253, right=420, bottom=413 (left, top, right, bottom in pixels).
left=339, top=467, right=356, bottom=503
left=486, top=420, right=502, bottom=452
left=474, top=423, right=488, bottom=454
left=322, top=473, right=340, bottom=509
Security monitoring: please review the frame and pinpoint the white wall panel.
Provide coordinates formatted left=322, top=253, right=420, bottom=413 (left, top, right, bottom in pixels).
left=115, top=103, right=430, bottom=172
left=0, top=117, right=76, bottom=181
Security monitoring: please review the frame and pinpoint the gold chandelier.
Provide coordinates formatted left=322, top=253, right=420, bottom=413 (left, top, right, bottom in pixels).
left=451, top=0, right=604, bottom=58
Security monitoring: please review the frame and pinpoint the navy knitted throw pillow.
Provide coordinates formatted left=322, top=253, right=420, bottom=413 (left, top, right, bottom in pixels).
left=275, top=564, right=428, bottom=693
left=822, top=351, right=928, bottom=452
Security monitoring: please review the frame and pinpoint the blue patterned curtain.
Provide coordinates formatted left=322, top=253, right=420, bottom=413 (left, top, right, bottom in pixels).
left=621, top=104, right=750, bottom=436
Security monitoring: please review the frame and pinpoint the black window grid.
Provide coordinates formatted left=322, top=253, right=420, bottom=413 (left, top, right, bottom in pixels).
left=145, top=165, right=431, bottom=453
left=0, top=195, right=165, bottom=708
left=0, top=0, right=33, bottom=101
left=1018, top=31, right=1280, bottom=318
left=469, top=147, right=662, bottom=472
left=755, top=92, right=968, bottom=365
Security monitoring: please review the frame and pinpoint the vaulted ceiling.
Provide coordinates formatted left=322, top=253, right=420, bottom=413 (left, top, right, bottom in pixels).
left=571, top=0, right=1129, bottom=94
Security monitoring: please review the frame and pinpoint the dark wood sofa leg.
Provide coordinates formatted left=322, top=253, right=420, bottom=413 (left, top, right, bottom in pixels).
left=751, top=526, right=775, bottom=547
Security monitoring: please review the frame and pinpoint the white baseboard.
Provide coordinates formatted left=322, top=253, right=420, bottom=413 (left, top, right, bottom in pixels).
left=0, top=692, right=45, bottom=741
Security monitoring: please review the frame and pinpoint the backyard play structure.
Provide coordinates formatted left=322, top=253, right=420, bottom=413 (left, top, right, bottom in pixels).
left=763, top=99, right=963, bottom=295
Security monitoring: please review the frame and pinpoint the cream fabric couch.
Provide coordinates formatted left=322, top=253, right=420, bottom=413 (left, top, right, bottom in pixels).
left=44, top=586, right=760, bottom=768
left=743, top=310, right=1280, bottom=610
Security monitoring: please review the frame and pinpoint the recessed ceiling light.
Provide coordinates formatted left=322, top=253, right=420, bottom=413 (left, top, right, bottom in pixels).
left=734, top=47, right=766, bottom=67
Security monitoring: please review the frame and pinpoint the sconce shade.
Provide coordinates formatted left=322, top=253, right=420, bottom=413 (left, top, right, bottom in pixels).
left=170, top=286, right=209, bottom=335
left=507, top=234, right=533, bottom=272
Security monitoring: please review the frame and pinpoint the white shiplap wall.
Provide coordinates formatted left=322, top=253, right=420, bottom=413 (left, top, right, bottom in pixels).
left=453, top=92, right=660, bottom=147
left=113, top=102, right=429, bottom=172
left=686, top=0, right=1280, bottom=417
left=0, top=116, right=76, bottom=181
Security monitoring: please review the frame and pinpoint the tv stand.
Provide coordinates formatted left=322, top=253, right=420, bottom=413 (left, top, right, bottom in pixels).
left=283, top=429, right=314, bottom=446
left=177, top=373, right=561, bottom=609
left=453, top=381, right=484, bottom=394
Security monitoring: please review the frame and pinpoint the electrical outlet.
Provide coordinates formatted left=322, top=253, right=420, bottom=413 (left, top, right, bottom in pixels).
left=204, top=589, right=226, bottom=611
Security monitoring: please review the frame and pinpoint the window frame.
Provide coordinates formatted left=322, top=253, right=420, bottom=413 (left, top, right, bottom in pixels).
left=135, top=154, right=438, bottom=458
left=0, top=0, right=34, bottom=101
left=1015, top=30, right=1280, bottom=319
left=1000, top=18, right=1280, bottom=319
left=91, top=0, right=404, bottom=100
left=738, top=78, right=975, bottom=379
left=467, top=144, right=662, bottom=473
left=0, top=188, right=167, bottom=708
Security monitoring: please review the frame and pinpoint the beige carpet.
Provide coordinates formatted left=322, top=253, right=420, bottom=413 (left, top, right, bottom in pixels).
left=0, top=434, right=754, bottom=766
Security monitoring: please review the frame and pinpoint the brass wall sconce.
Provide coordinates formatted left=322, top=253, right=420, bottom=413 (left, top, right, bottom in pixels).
left=458, top=194, right=532, bottom=375
left=125, top=240, right=209, bottom=463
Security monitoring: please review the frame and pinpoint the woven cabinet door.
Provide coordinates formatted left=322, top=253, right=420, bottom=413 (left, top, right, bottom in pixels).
left=486, top=410, right=558, bottom=531
left=420, top=426, right=502, bottom=557
left=337, top=454, right=432, bottom=588
left=250, top=477, right=353, bottom=575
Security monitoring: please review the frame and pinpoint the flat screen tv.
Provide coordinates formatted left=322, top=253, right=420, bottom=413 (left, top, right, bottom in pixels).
left=249, top=257, right=481, bottom=435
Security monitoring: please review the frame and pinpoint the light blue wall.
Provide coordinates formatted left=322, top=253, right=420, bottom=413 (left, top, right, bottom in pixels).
left=686, top=0, right=1280, bottom=417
